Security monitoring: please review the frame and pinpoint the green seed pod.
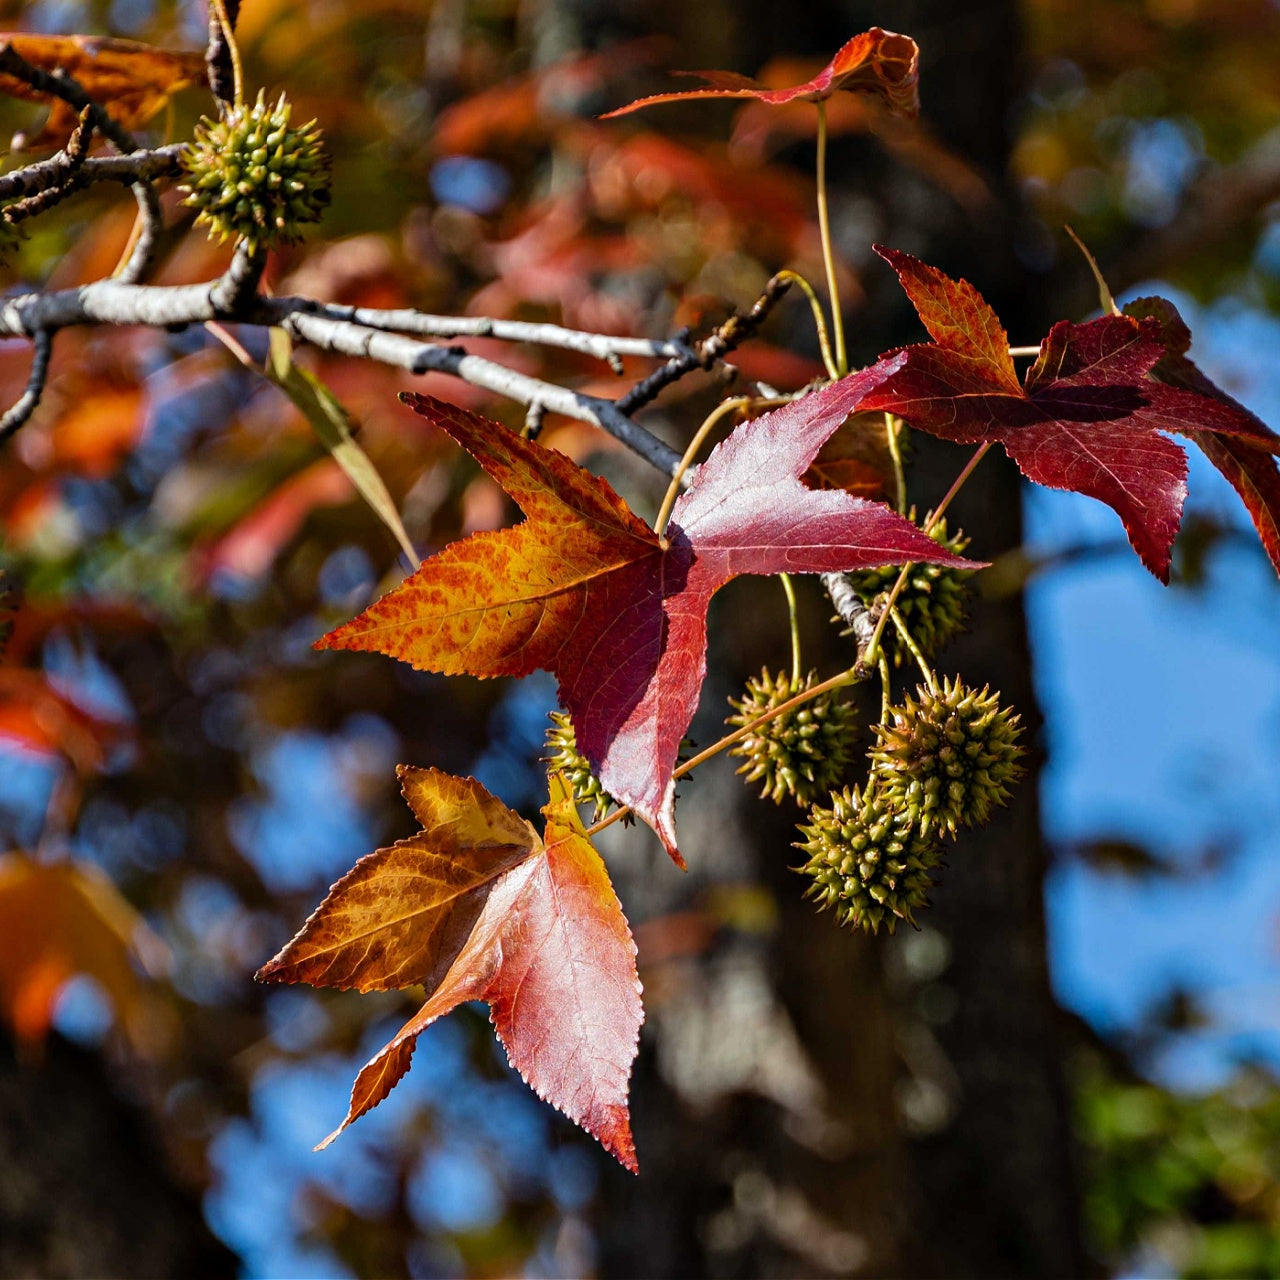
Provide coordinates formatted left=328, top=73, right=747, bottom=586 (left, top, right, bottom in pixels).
left=543, top=711, right=618, bottom=824
left=725, top=668, right=859, bottom=806
left=180, top=90, right=331, bottom=248
left=795, top=784, right=944, bottom=934
left=869, top=677, right=1024, bottom=839
left=842, top=512, right=971, bottom=666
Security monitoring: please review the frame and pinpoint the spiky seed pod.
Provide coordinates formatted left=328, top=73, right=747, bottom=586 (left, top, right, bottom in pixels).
left=842, top=513, right=971, bottom=665
left=544, top=711, right=618, bottom=823
left=726, top=668, right=859, bottom=806
left=180, top=90, right=330, bottom=248
left=796, top=784, right=944, bottom=934
left=869, top=677, right=1024, bottom=839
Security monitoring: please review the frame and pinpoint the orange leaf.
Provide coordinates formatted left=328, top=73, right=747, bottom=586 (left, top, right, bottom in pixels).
left=602, top=28, right=919, bottom=119
left=0, top=853, right=164, bottom=1050
left=257, top=770, right=643, bottom=1170
left=0, top=34, right=205, bottom=148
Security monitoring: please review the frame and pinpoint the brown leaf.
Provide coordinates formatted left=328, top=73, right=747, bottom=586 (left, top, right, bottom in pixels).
left=0, top=853, right=164, bottom=1049
left=0, top=34, right=205, bottom=149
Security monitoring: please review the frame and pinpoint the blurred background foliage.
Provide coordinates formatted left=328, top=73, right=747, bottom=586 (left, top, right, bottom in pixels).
left=0, top=0, right=1278, bottom=1276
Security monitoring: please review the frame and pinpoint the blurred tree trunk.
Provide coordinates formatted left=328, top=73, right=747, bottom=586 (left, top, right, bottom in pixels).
left=0, top=1033, right=236, bottom=1279
left=542, top=0, right=1095, bottom=1274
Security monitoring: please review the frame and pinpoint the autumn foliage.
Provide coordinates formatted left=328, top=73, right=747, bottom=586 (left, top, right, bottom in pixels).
left=0, top=12, right=1278, bottom=1191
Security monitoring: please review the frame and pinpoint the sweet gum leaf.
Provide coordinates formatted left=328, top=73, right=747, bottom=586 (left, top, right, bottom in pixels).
left=317, top=381, right=980, bottom=862
left=258, top=769, right=643, bottom=1170
left=860, top=247, right=1280, bottom=582
left=602, top=28, right=919, bottom=119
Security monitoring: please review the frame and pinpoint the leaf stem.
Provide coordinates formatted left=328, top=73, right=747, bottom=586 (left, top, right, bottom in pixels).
left=1007, top=346, right=1040, bottom=358
left=815, top=102, right=847, bottom=377
left=889, top=605, right=936, bottom=690
left=862, top=441, right=992, bottom=668
left=774, top=269, right=839, bottom=380
left=584, top=663, right=868, bottom=839
left=884, top=412, right=906, bottom=514
left=878, top=651, right=891, bottom=725
left=780, top=573, right=802, bottom=685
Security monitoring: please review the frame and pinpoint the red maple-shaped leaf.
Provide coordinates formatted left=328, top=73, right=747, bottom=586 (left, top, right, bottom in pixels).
left=601, top=28, right=919, bottom=120
left=858, top=247, right=1280, bottom=582
left=317, top=379, right=978, bottom=862
left=1122, top=295, right=1280, bottom=576
left=257, top=770, right=643, bottom=1170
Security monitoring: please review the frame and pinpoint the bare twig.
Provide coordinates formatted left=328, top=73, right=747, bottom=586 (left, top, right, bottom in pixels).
left=617, top=273, right=793, bottom=415
left=0, top=330, right=53, bottom=443
left=117, top=181, right=165, bottom=284
left=3, top=108, right=95, bottom=225
left=822, top=571, right=878, bottom=658
left=283, top=311, right=684, bottom=475
left=0, top=145, right=185, bottom=205
left=282, top=299, right=692, bottom=365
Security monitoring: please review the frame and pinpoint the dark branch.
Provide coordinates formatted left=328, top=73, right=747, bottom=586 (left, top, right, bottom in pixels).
left=3, top=107, right=94, bottom=225
left=0, top=330, right=53, bottom=443
left=0, top=145, right=184, bottom=205
left=205, top=0, right=242, bottom=105
left=617, top=273, right=793, bottom=415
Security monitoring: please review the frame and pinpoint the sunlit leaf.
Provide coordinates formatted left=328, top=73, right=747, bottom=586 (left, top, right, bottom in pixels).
left=258, top=770, right=643, bottom=1169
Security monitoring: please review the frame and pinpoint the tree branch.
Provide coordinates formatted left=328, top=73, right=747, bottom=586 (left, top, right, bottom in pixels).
left=616, top=273, right=793, bottom=415
left=0, top=330, right=53, bottom=443
left=0, top=146, right=184, bottom=206
left=280, top=298, right=693, bottom=366
left=283, top=310, right=684, bottom=475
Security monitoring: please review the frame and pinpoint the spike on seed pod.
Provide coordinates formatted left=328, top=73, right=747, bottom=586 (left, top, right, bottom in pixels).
left=869, top=677, right=1024, bottom=839
left=841, top=512, right=971, bottom=666
left=795, top=784, right=945, bottom=934
left=180, top=90, right=330, bottom=248
left=544, top=710, right=619, bottom=824
left=725, top=668, right=859, bottom=806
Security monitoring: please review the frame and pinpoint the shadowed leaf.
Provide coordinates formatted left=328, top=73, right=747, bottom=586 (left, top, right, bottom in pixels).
left=602, top=28, right=919, bottom=118
left=859, top=247, right=1280, bottom=582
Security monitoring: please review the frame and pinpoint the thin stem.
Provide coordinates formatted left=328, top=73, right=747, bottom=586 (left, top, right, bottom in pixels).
left=889, top=606, right=936, bottom=690
left=878, top=652, right=891, bottom=725
left=655, top=396, right=750, bottom=537
left=884, top=412, right=906, bottom=514
left=208, top=0, right=244, bottom=105
left=862, top=441, right=992, bottom=668
left=584, top=663, right=868, bottom=839
left=780, top=573, right=802, bottom=685
left=774, top=269, right=838, bottom=380
left=927, top=439, right=992, bottom=535
left=1008, top=345, right=1040, bottom=358
left=205, top=318, right=257, bottom=367
left=815, top=102, right=847, bottom=376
